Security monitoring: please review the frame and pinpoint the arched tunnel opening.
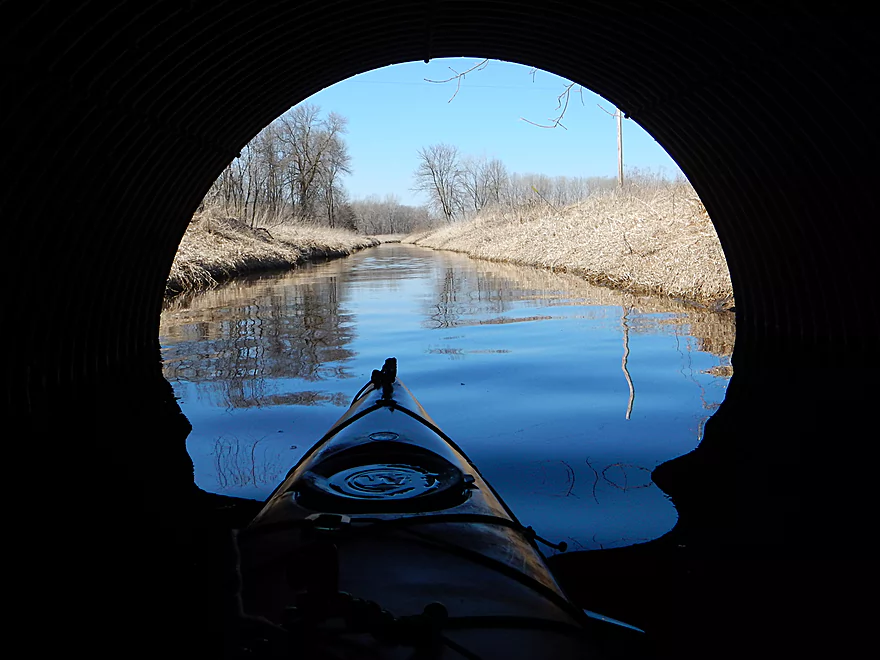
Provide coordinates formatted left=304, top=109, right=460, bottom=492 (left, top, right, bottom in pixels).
left=162, top=55, right=736, bottom=548
left=8, top=3, right=875, bottom=657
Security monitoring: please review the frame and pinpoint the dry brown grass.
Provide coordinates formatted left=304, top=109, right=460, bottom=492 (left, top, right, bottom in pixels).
left=405, top=182, right=733, bottom=308
left=166, top=207, right=379, bottom=297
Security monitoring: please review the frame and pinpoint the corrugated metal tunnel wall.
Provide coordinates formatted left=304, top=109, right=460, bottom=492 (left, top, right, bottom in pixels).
left=6, top=2, right=875, bottom=394
left=4, top=2, right=876, bottom=657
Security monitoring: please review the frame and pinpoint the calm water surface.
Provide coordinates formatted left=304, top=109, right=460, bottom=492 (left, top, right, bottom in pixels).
left=159, top=244, right=734, bottom=551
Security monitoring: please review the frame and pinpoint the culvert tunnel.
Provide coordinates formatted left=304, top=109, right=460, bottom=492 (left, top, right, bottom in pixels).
left=7, top=2, right=875, bottom=657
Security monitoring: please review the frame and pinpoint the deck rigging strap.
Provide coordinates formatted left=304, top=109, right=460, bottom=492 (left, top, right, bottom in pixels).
left=286, top=594, right=595, bottom=660
left=240, top=512, right=567, bottom=552
left=242, top=515, right=587, bottom=631
left=354, top=513, right=567, bottom=552
left=394, top=526, right=590, bottom=630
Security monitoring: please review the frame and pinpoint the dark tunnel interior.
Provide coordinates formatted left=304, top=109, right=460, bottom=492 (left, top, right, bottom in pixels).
left=7, top=2, right=876, bottom=657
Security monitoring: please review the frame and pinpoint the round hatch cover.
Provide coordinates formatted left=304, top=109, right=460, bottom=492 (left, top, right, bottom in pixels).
left=368, top=431, right=399, bottom=441
left=295, top=445, right=468, bottom=513
left=328, top=464, right=438, bottom=499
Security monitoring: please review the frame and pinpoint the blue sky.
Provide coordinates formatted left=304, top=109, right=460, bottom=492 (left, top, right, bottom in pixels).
left=301, top=59, right=684, bottom=206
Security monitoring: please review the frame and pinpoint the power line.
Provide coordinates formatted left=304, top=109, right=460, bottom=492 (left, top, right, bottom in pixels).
left=348, top=80, right=569, bottom=92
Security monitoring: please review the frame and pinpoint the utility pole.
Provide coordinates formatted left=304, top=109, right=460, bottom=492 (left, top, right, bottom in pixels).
left=599, top=103, right=625, bottom=187
left=617, top=108, right=624, bottom=187
left=621, top=302, right=635, bottom=420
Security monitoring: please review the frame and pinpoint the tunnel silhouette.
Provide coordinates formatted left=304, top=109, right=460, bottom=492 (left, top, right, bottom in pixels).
left=8, top=3, right=875, bottom=657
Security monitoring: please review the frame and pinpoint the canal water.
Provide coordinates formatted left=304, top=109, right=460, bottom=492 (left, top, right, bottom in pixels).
left=159, top=243, right=733, bottom=551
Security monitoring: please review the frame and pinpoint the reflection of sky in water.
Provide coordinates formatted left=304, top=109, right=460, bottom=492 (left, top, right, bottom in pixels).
left=159, top=244, right=733, bottom=550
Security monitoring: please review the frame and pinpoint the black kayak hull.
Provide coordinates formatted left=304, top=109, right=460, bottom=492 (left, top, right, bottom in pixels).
left=237, top=361, right=641, bottom=659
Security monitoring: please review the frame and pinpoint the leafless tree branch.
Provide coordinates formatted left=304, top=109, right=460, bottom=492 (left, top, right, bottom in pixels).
left=426, top=59, right=586, bottom=131
left=424, top=58, right=490, bottom=103
left=559, top=460, right=577, bottom=497
left=584, top=457, right=600, bottom=504
left=521, top=81, right=581, bottom=129
left=520, top=117, right=569, bottom=130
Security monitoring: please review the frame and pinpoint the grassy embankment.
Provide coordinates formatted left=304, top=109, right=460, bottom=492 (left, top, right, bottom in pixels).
left=166, top=207, right=381, bottom=298
left=404, top=181, right=733, bottom=310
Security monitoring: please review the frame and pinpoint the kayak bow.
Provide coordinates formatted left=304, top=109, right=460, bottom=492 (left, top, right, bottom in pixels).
left=237, top=358, right=644, bottom=659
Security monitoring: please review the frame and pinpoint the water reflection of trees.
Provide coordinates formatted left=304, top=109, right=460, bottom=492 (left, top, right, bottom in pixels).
left=583, top=457, right=654, bottom=502
left=213, top=435, right=285, bottom=490
left=529, top=458, right=655, bottom=504
left=222, top=391, right=351, bottom=408
left=525, top=457, right=657, bottom=551
left=427, top=266, right=544, bottom=329
left=160, top=273, right=356, bottom=408
left=424, top=256, right=735, bottom=358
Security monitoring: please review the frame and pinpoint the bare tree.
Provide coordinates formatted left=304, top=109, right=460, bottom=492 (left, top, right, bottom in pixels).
left=460, top=156, right=496, bottom=215
left=201, top=103, right=353, bottom=228
left=276, top=105, right=350, bottom=221
left=253, top=124, right=285, bottom=220
left=483, top=158, right=509, bottom=207
left=206, top=147, right=248, bottom=217
left=413, top=144, right=464, bottom=223
left=350, top=195, right=385, bottom=234
left=317, top=129, right=352, bottom=227
left=277, top=103, right=321, bottom=218
left=350, top=195, right=435, bottom=234
left=333, top=202, right=358, bottom=232
left=382, top=193, right=402, bottom=234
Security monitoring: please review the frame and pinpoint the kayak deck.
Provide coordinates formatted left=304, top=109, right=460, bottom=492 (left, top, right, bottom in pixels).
left=236, top=359, right=638, bottom=659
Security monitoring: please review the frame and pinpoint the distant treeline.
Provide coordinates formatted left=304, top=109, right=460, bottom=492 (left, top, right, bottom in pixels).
left=412, top=143, right=621, bottom=223
left=199, top=103, right=436, bottom=234
left=201, top=103, right=355, bottom=229
left=200, top=103, right=666, bottom=235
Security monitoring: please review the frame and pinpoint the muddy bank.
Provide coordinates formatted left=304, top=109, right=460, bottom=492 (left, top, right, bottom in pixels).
left=166, top=209, right=381, bottom=298
left=405, top=183, right=734, bottom=310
